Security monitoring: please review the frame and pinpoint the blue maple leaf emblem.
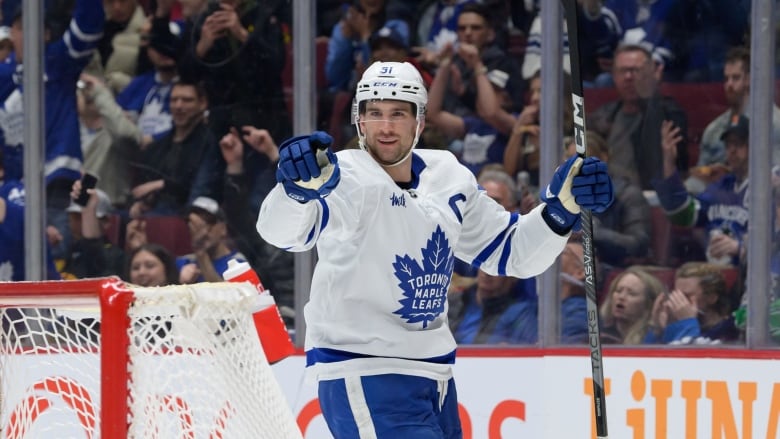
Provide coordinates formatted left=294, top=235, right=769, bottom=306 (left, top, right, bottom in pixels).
left=392, top=226, right=454, bottom=328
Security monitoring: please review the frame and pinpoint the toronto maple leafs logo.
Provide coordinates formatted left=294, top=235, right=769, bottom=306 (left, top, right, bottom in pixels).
left=392, top=226, right=454, bottom=328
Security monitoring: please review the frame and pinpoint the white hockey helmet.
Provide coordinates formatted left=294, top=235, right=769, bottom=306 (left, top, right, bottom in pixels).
left=353, top=61, right=427, bottom=163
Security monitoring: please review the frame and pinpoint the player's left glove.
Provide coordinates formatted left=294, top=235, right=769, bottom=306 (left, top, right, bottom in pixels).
left=276, top=131, right=341, bottom=203
left=541, top=155, right=614, bottom=232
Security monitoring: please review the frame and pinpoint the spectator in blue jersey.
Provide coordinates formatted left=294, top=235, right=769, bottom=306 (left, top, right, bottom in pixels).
left=85, top=0, right=146, bottom=94
left=427, top=40, right=526, bottom=176
left=599, top=266, right=666, bottom=345
left=325, top=0, right=409, bottom=93
left=128, top=80, right=213, bottom=219
left=176, top=196, right=247, bottom=284
left=645, top=262, right=739, bottom=344
left=1, top=0, right=104, bottom=260
left=603, top=0, right=677, bottom=75
left=59, top=183, right=125, bottom=280
left=77, top=72, right=142, bottom=208
left=0, top=180, right=60, bottom=281
left=587, top=43, right=688, bottom=191
left=116, top=22, right=183, bottom=148
left=654, top=114, right=749, bottom=268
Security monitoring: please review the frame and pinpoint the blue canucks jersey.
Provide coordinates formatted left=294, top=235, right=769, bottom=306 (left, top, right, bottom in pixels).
left=0, top=0, right=104, bottom=184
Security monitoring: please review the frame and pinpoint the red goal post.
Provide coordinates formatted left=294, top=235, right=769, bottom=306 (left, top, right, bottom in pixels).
left=0, top=277, right=302, bottom=438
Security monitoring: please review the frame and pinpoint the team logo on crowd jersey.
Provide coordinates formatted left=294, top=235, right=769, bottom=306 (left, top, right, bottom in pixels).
left=392, top=226, right=454, bottom=328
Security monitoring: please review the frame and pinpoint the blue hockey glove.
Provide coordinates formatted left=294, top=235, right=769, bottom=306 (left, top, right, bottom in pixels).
left=276, top=131, right=341, bottom=203
left=541, top=155, right=614, bottom=232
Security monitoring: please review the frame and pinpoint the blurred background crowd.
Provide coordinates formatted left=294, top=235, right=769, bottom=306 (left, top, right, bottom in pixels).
left=1, top=0, right=779, bottom=347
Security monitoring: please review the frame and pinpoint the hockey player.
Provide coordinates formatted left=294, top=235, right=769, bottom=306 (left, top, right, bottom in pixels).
left=256, top=61, right=614, bottom=438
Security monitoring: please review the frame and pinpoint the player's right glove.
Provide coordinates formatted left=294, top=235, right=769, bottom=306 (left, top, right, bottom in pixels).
left=541, top=155, right=614, bottom=232
left=276, top=131, right=341, bottom=203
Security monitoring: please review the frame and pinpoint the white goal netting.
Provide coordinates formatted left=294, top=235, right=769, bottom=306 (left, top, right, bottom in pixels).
left=0, top=279, right=302, bottom=439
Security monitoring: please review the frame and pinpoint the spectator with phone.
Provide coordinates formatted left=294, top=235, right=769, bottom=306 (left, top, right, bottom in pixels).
left=77, top=72, right=143, bottom=208
left=58, top=180, right=125, bottom=280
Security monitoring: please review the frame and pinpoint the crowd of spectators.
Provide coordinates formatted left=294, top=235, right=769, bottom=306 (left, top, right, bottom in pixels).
left=0, top=0, right=776, bottom=344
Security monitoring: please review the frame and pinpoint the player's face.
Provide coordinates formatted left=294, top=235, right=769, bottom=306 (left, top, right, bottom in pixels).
left=359, top=100, right=421, bottom=166
left=723, top=61, right=749, bottom=107
left=610, top=273, right=648, bottom=323
left=130, top=250, right=168, bottom=287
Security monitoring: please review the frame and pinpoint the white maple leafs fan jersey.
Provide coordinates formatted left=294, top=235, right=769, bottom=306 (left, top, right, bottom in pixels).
left=257, top=149, right=567, bottom=382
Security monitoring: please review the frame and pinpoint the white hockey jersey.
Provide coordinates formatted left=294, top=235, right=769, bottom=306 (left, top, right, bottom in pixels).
left=256, top=149, right=568, bottom=382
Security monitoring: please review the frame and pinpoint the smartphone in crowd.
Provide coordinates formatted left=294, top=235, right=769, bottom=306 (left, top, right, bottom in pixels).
left=74, top=173, right=99, bottom=207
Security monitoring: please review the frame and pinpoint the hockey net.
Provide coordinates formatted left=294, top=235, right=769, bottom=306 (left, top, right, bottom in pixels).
left=0, top=277, right=302, bottom=438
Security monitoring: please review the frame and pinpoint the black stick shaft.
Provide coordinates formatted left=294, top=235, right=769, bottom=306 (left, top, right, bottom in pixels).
left=561, top=0, right=609, bottom=437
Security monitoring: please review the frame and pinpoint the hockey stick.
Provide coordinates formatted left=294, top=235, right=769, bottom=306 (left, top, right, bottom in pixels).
left=561, top=0, right=609, bottom=437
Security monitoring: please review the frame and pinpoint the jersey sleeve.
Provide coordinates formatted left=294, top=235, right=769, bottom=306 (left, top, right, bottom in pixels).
left=455, top=172, right=568, bottom=279
left=256, top=185, right=327, bottom=252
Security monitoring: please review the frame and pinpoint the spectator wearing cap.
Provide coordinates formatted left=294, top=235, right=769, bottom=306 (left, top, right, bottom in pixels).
left=177, top=196, right=248, bottom=284
left=427, top=37, right=520, bottom=176
left=60, top=181, right=125, bottom=279
left=0, top=26, right=12, bottom=61
left=324, top=0, right=410, bottom=93
left=116, top=19, right=183, bottom=148
left=653, top=114, right=751, bottom=268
